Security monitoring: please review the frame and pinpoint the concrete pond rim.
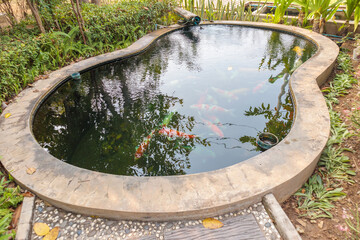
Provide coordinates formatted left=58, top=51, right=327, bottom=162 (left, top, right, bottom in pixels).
left=0, top=21, right=338, bottom=221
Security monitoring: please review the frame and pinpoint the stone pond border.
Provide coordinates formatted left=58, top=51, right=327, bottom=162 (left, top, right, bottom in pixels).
left=0, top=21, right=338, bottom=221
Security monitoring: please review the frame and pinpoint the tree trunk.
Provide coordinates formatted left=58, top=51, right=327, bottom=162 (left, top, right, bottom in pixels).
left=319, top=18, right=325, bottom=34
left=339, top=20, right=350, bottom=36
left=91, top=0, right=100, bottom=5
left=75, top=0, right=86, bottom=30
left=312, top=18, right=320, bottom=33
left=69, top=0, right=87, bottom=44
left=0, top=0, right=18, bottom=26
left=26, top=0, right=45, bottom=34
left=297, top=10, right=304, bottom=28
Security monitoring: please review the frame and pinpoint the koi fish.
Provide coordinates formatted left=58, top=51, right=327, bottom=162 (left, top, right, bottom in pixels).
left=202, top=119, right=224, bottom=138
left=293, top=46, right=304, bottom=57
left=211, top=87, right=248, bottom=100
left=190, top=104, right=230, bottom=113
left=207, top=115, right=222, bottom=126
left=252, top=80, right=266, bottom=93
left=158, top=127, right=197, bottom=139
left=134, top=130, right=156, bottom=160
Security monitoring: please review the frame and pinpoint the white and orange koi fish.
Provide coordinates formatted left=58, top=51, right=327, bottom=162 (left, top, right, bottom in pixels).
left=134, top=130, right=156, bottom=160
left=158, top=128, right=197, bottom=139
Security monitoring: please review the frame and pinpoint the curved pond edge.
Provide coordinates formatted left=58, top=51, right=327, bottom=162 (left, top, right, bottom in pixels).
left=0, top=21, right=337, bottom=221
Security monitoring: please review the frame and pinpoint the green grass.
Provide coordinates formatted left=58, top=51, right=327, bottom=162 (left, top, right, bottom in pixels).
left=0, top=170, right=23, bottom=238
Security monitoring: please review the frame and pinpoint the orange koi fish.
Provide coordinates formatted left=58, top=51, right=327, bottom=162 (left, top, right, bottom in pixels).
left=293, top=46, right=304, bottom=57
left=134, top=130, right=155, bottom=160
left=158, top=128, right=197, bottom=139
left=190, top=104, right=230, bottom=113
left=202, top=119, right=224, bottom=138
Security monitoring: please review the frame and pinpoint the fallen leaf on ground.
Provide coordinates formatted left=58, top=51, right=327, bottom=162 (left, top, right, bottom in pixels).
left=4, top=113, right=11, bottom=118
left=202, top=218, right=224, bottom=229
left=43, top=226, right=60, bottom=240
left=10, top=203, right=22, bottom=229
left=26, top=167, right=36, bottom=175
left=22, top=191, right=34, bottom=197
left=33, top=222, right=50, bottom=236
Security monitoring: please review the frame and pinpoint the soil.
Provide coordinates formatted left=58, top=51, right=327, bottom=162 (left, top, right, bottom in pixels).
left=282, top=39, right=360, bottom=240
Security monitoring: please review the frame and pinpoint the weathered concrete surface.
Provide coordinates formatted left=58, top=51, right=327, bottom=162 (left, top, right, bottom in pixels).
left=0, top=22, right=338, bottom=221
left=263, top=194, right=301, bottom=240
left=15, top=196, right=35, bottom=240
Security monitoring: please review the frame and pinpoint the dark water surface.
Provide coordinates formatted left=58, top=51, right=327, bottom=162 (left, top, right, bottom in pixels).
left=33, top=25, right=316, bottom=176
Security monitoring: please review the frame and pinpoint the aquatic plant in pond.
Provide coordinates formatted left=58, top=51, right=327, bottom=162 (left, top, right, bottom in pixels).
left=32, top=25, right=316, bottom=176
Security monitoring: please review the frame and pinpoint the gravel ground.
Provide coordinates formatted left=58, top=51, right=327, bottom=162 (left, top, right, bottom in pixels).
left=31, top=199, right=280, bottom=240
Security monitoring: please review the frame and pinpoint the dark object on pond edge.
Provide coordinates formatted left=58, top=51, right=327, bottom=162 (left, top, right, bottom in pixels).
left=174, top=7, right=201, bottom=25
left=71, top=72, right=81, bottom=80
left=256, top=132, right=279, bottom=150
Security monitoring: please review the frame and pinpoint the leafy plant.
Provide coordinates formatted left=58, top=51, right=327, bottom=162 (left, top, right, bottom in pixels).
left=298, top=0, right=342, bottom=33
left=340, top=0, right=360, bottom=35
left=272, top=0, right=294, bottom=24
left=345, top=204, right=360, bottom=239
left=0, top=172, right=23, bottom=238
left=294, top=0, right=310, bottom=27
left=295, top=174, right=346, bottom=219
left=0, top=0, right=174, bottom=114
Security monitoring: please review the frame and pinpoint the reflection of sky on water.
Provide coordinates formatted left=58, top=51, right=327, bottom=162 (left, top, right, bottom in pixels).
left=33, top=25, right=316, bottom=176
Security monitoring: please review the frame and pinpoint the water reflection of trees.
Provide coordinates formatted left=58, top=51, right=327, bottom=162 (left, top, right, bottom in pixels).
left=239, top=32, right=316, bottom=151
left=33, top=31, right=206, bottom=176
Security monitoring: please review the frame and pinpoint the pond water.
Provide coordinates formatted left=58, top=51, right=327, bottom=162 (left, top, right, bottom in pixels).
left=32, top=25, right=316, bottom=176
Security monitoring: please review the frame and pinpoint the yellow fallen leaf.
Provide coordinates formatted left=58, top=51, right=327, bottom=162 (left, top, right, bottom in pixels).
left=33, top=222, right=50, bottom=236
left=4, top=113, right=11, bottom=118
left=202, top=218, right=224, bottom=229
left=26, top=167, right=36, bottom=175
left=43, top=226, right=60, bottom=240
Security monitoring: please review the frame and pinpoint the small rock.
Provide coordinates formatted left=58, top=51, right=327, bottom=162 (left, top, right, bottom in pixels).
left=270, top=232, right=278, bottom=240
left=318, top=221, right=324, bottom=229
left=46, top=206, right=55, bottom=212
left=106, top=220, right=115, bottom=226
left=353, top=46, right=360, bottom=60
left=295, top=225, right=304, bottom=234
left=125, top=229, right=130, bottom=234
left=1, top=102, right=7, bottom=110
left=265, top=222, right=272, bottom=228
left=310, top=220, right=317, bottom=224
left=144, top=225, right=149, bottom=230
left=87, top=230, right=97, bottom=237
left=296, top=219, right=306, bottom=227
left=77, top=230, right=82, bottom=235
left=256, top=206, right=263, bottom=212
left=165, top=223, right=173, bottom=229
left=37, top=206, right=43, bottom=212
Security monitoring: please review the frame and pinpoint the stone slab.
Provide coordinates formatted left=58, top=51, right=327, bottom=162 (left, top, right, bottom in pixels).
left=263, top=194, right=301, bottom=240
left=16, top=196, right=35, bottom=240
left=164, top=214, right=265, bottom=240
